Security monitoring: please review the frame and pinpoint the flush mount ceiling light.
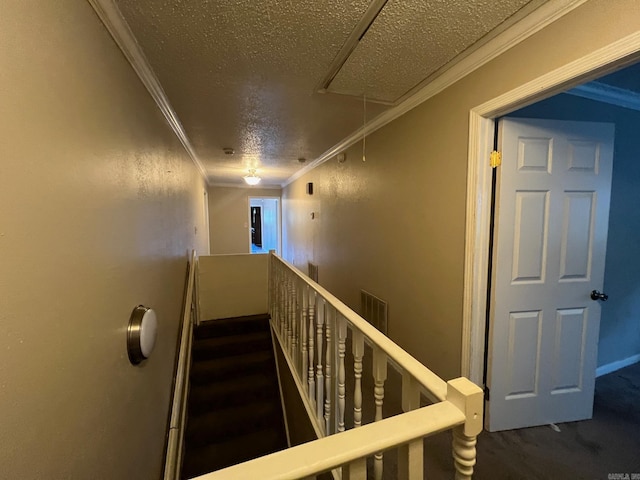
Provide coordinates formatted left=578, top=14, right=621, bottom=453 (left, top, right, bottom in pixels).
left=243, top=169, right=261, bottom=186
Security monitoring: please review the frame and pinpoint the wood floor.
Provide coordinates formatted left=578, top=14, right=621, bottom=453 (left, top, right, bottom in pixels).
left=423, top=362, right=640, bottom=479
left=336, top=350, right=639, bottom=479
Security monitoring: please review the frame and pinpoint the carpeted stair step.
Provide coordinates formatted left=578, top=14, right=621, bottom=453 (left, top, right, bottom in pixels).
left=182, top=426, right=286, bottom=479
left=181, top=313, right=288, bottom=479
left=194, top=313, right=271, bottom=340
left=188, top=372, right=278, bottom=413
left=185, top=401, right=282, bottom=447
left=192, top=330, right=272, bottom=362
left=189, top=350, right=274, bottom=384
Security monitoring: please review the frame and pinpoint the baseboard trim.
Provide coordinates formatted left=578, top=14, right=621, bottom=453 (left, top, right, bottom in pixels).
left=596, top=353, right=640, bottom=378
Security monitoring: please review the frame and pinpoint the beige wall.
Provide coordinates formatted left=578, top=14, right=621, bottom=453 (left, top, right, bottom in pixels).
left=0, top=2, right=208, bottom=479
left=199, top=254, right=269, bottom=320
left=208, top=186, right=281, bottom=254
left=283, top=0, right=640, bottom=380
left=273, top=335, right=319, bottom=447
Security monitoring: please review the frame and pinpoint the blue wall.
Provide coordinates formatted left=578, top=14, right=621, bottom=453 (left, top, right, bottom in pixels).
left=509, top=93, right=640, bottom=369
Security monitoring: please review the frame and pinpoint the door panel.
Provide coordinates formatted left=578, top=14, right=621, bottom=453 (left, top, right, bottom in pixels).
left=560, top=192, right=594, bottom=280
left=552, top=308, right=587, bottom=392
left=487, top=118, right=614, bottom=431
left=506, top=310, right=542, bottom=399
left=518, top=137, right=551, bottom=172
left=512, top=191, right=549, bottom=282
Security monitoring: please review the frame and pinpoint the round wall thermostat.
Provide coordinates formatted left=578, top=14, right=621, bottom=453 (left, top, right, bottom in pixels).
left=127, top=305, right=158, bottom=365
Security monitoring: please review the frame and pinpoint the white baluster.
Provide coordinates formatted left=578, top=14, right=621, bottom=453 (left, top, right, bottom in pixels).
left=282, top=275, right=289, bottom=345
left=453, top=427, right=477, bottom=480
left=337, top=316, right=347, bottom=433
left=352, top=330, right=364, bottom=428
left=373, top=347, right=388, bottom=480
left=316, top=298, right=325, bottom=424
left=287, top=278, right=294, bottom=354
left=287, top=276, right=293, bottom=351
left=275, top=265, right=283, bottom=332
left=447, top=378, right=483, bottom=480
left=343, top=458, right=366, bottom=480
left=324, top=305, right=334, bottom=434
left=301, top=285, right=308, bottom=387
left=399, top=372, right=423, bottom=480
left=308, top=291, right=316, bottom=407
left=268, top=255, right=273, bottom=318
left=291, top=279, right=298, bottom=367
left=279, top=269, right=286, bottom=337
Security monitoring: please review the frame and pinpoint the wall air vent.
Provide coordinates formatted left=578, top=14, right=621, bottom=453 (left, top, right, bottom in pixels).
left=308, top=262, right=319, bottom=283
left=360, top=289, right=388, bottom=335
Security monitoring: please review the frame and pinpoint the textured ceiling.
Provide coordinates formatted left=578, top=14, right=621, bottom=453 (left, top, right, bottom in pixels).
left=328, top=0, right=535, bottom=103
left=114, top=0, right=544, bottom=186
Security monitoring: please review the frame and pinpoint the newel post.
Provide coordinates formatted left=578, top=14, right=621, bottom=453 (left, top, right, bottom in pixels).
left=446, top=378, right=483, bottom=480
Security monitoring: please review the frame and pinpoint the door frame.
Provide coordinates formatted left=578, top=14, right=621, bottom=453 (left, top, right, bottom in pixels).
left=248, top=196, right=282, bottom=254
left=250, top=205, right=263, bottom=247
left=203, top=189, right=211, bottom=255
left=462, top=32, right=640, bottom=386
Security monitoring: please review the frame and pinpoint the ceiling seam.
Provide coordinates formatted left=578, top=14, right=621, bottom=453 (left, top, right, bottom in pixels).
left=316, top=0, right=389, bottom=93
left=87, top=0, right=210, bottom=185
left=283, top=0, right=589, bottom=188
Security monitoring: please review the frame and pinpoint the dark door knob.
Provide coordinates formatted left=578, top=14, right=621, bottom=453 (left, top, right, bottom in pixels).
left=590, top=290, right=608, bottom=301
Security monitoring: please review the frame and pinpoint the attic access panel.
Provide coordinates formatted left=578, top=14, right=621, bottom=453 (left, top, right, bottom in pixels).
left=326, top=0, right=539, bottom=104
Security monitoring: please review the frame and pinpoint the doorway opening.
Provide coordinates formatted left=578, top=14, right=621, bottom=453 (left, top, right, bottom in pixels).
left=463, top=35, right=640, bottom=386
left=463, top=35, right=640, bottom=433
left=249, top=197, right=280, bottom=254
left=203, top=189, right=210, bottom=255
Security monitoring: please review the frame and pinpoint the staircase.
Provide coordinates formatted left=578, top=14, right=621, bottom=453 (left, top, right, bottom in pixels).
left=181, top=314, right=288, bottom=479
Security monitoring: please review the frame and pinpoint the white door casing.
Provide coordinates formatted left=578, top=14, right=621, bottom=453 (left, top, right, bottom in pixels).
left=486, top=118, right=614, bottom=432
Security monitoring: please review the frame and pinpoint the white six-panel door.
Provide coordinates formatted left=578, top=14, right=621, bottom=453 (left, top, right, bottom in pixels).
left=486, top=118, right=614, bottom=432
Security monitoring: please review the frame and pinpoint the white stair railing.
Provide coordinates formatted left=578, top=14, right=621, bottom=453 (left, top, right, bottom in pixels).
left=195, top=252, right=483, bottom=480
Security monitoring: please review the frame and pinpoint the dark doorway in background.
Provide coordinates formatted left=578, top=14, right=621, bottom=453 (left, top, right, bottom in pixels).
left=251, top=206, right=262, bottom=247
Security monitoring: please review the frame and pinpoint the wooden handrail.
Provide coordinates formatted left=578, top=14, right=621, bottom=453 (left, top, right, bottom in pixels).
left=164, top=250, right=197, bottom=480
left=168, top=251, right=483, bottom=479
left=193, top=402, right=465, bottom=480
left=270, top=253, right=448, bottom=402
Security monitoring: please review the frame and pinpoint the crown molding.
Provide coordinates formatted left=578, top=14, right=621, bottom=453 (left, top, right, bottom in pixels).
left=88, top=0, right=209, bottom=184
left=284, top=0, right=588, bottom=187
left=475, top=32, right=640, bottom=117
left=566, top=81, right=640, bottom=111
left=90, top=0, right=588, bottom=189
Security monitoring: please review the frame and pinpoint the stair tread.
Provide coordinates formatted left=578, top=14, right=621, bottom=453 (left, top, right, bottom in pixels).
left=194, top=330, right=270, bottom=347
left=186, top=401, right=282, bottom=446
left=190, top=350, right=274, bottom=383
left=195, top=314, right=270, bottom=339
left=182, top=314, right=286, bottom=479
left=188, top=373, right=278, bottom=412
left=192, top=331, right=272, bottom=361
left=181, top=426, right=287, bottom=479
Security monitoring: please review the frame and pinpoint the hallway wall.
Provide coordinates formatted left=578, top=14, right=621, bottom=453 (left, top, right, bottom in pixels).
left=0, top=2, right=208, bottom=478
left=282, top=0, right=640, bottom=380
